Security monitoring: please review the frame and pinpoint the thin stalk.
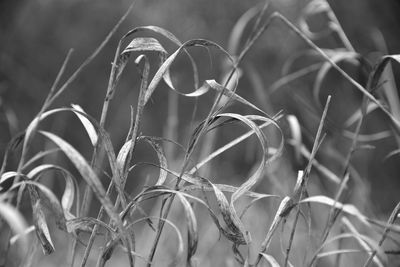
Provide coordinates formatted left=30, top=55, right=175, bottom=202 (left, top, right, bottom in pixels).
left=79, top=0, right=137, bottom=219
left=75, top=2, right=137, bottom=266
left=244, top=0, right=270, bottom=51
left=14, top=49, right=72, bottom=185
left=283, top=96, right=331, bottom=267
left=94, top=56, right=149, bottom=266
left=363, top=202, right=400, bottom=267
left=145, top=7, right=281, bottom=265
left=146, top=8, right=322, bottom=265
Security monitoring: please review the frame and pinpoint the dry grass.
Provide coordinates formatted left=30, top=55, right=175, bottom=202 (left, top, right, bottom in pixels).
left=1, top=0, right=400, bottom=266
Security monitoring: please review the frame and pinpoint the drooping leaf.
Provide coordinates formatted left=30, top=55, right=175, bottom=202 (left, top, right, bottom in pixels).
left=31, top=198, right=55, bottom=254
left=140, top=137, right=168, bottom=186
left=116, top=37, right=167, bottom=84
left=211, top=183, right=250, bottom=245
left=71, top=104, right=98, bottom=146
left=144, top=39, right=236, bottom=105
left=200, top=80, right=270, bottom=117
left=115, top=25, right=199, bottom=93
left=317, top=249, right=369, bottom=259
left=39, top=131, right=121, bottom=227
left=20, top=108, right=125, bottom=205
left=27, top=164, right=79, bottom=218
left=226, top=114, right=283, bottom=203
left=174, top=191, right=198, bottom=263
left=12, top=180, right=66, bottom=231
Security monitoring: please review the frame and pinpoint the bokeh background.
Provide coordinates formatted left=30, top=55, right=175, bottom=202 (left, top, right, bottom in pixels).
left=1, top=0, right=400, bottom=265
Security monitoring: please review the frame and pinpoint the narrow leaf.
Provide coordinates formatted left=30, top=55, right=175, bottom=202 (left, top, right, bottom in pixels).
left=39, top=131, right=120, bottom=226
left=71, top=104, right=98, bottom=146
left=301, top=196, right=369, bottom=225
left=32, top=199, right=55, bottom=254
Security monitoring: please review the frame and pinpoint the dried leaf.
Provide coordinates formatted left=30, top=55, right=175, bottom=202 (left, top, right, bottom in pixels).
left=116, top=37, right=167, bottom=83
left=27, top=164, right=78, bottom=217
left=32, top=199, right=55, bottom=254
left=140, top=137, right=168, bottom=186
left=71, top=104, right=98, bottom=146
left=144, top=39, right=236, bottom=105
left=39, top=131, right=121, bottom=228
left=13, top=180, right=66, bottom=231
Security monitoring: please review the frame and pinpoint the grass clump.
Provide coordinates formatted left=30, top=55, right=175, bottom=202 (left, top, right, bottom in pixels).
left=1, top=0, right=400, bottom=266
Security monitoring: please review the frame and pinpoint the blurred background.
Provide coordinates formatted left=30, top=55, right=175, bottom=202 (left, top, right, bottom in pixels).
left=1, top=0, right=400, bottom=265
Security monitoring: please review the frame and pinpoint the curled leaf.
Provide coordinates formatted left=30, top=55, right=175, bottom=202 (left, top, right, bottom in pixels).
left=144, top=39, right=236, bottom=105
left=116, top=37, right=167, bottom=84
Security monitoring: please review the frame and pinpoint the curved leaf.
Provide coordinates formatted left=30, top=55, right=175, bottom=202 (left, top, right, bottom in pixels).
left=12, top=180, right=66, bottom=231
left=300, top=195, right=369, bottom=225
left=27, top=164, right=79, bottom=217
left=144, top=39, right=236, bottom=105
left=71, top=104, right=98, bottom=146
left=259, top=253, right=280, bottom=267
left=39, top=131, right=120, bottom=227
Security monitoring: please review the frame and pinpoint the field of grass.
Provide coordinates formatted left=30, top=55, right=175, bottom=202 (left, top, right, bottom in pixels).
left=1, top=0, right=400, bottom=266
